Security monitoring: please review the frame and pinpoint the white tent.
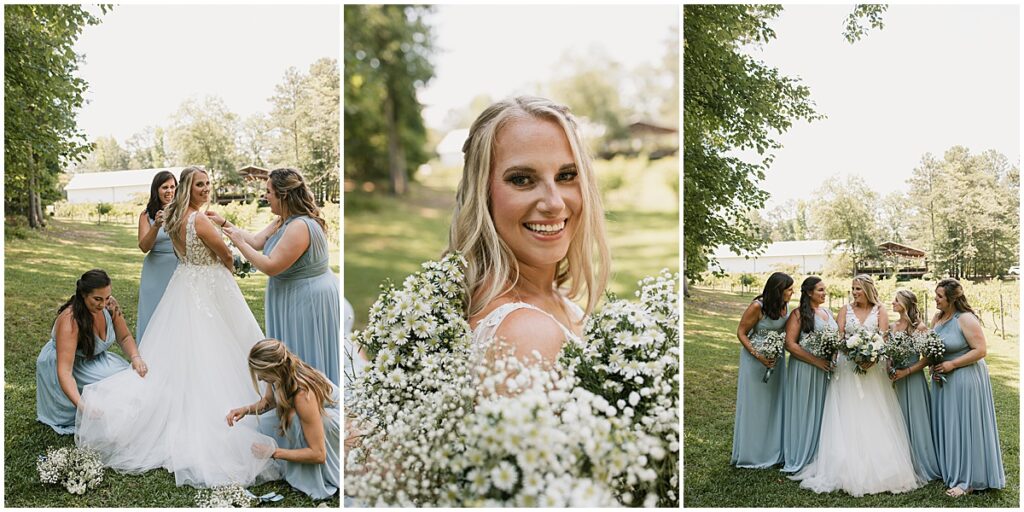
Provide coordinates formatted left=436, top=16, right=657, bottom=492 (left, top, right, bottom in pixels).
left=64, top=167, right=184, bottom=204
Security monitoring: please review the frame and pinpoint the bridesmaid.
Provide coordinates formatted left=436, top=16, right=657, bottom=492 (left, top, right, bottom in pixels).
left=930, top=279, right=1004, bottom=497
left=731, top=272, right=793, bottom=468
left=888, top=289, right=941, bottom=482
left=218, top=168, right=340, bottom=384
left=36, top=269, right=148, bottom=434
left=136, top=170, right=178, bottom=343
left=781, top=276, right=834, bottom=473
left=226, top=339, right=339, bottom=499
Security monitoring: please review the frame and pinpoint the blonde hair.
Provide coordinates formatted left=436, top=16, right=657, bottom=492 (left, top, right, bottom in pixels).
left=894, top=289, right=921, bottom=329
left=852, top=274, right=880, bottom=306
left=269, top=168, right=327, bottom=231
left=446, top=96, right=610, bottom=317
left=163, top=166, right=207, bottom=248
left=248, top=338, right=336, bottom=435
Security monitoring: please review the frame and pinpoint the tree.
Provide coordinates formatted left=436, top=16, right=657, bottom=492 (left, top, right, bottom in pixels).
left=239, top=113, right=273, bottom=168
left=5, top=5, right=105, bottom=228
left=125, top=126, right=169, bottom=169
left=168, top=96, right=240, bottom=198
left=814, top=175, right=881, bottom=274
left=79, top=136, right=130, bottom=171
left=344, top=5, right=435, bottom=194
left=549, top=47, right=631, bottom=154
left=682, top=4, right=821, bottom=280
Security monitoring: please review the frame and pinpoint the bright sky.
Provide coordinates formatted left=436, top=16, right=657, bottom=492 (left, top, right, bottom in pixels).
left=74, top=4, right=339, bottom=144
left=419, top=5, right=678, bottom=130
left=748, top=4, right=1020, bottom=209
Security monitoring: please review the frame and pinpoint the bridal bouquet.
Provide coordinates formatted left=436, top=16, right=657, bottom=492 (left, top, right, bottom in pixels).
left=346, top=255, right=678, bottom=507
left=916, top=329, right=947, bottom=387
left=749, top=330, right=785, bottom=383
left=36, top=446, right=105, bottom=495
left=560, top=270, right=680, bottom=506
left=844, top=328, right=885, bottom=374
left=801, top=328, right=840, bottom=378
left=228, top=244, right=257, bottom=278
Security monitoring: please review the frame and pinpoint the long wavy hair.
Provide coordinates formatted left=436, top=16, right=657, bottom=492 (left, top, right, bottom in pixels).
left=936, top=278, right=977, bottom=317
left=446, top=96, right=610, bottom=317
left=144, top=170, right=177, bottom=221
left=798, top=276, right=823, bottom=334
left=248, top=338, right=336, bottom=435
left=56, top=269, right=111, bottom=360
left=162, top=166, right=206, bottom=247
left=894, top=289, right=922, bottom=330
left=852, top=274, right=880, bottom=306
left=753, top=272, right=793, bottom=321
left=268, top=168, right=327, bottom=231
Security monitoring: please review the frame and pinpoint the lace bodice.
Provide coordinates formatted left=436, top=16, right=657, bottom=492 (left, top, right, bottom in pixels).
left=178, top=212, right=219, bottom=267
left=471, top=298, right=584, bottom=361
left=845, top=303, right=880, bottom=333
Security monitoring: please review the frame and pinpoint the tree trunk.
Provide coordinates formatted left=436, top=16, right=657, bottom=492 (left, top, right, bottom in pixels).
left=385, top=91, right=407, bottom=196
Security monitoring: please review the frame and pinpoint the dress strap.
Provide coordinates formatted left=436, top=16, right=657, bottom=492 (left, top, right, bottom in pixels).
left=472, top=301, right=580, bottom=353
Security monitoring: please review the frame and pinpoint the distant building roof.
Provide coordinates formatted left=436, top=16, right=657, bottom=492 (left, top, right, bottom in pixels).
left=65, top=167, right=185, bottom=191
left=713, top=240, right=838, bottom=259
left=436, top=129, right=469, bottom=155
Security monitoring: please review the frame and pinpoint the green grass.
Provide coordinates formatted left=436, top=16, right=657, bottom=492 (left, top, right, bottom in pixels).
left=4, top=218, right=339, bottom=507
left=343, top=183, right=679, bottom=330
left=683, top=287, right=1019, bottom=507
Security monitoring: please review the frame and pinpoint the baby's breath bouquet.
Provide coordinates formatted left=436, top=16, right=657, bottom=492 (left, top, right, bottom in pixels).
left=916, top=329, right=947, bottom=387
left=844, top=328, right=886, bottom=374
left=195, top=485, right=255, bottom=508
left=800, top=328, right=840, bottom=379
left=750, top=330, right=786, bottom=383
left=36, top=446, right=105, bottom=495
left=885, top=331, right=918, bottom=370
left=560, top=270, right=680, bottom=507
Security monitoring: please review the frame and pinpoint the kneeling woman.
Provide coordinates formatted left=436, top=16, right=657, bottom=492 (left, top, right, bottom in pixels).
left=227, top=339, right=339, bottom=500
left=36, top=269, right=148, bottom=434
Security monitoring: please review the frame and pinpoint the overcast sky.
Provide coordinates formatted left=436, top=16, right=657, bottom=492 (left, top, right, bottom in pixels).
left=746, top=4, right=1019, bottom=209
left=74, top=4, right=339, bottom=144
left=419, top=4, right=678, bottom=130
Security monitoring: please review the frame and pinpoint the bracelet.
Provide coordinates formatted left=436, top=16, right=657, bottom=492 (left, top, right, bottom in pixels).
left=131, top=355, right=143, bottom=361
left=221, top=219, right=228, bottom=227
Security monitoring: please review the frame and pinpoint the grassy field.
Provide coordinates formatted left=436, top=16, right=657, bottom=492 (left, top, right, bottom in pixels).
left=4, top=217, right=339, bottom=507
left=344, top=159, right=679, bottom=329
left=682, top=287, right=1020, bottom=507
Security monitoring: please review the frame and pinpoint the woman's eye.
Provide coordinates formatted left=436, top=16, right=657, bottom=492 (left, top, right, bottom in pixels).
left=557, top=171, right=578, bottom=182
left=508, top=175, right=531, bottom=187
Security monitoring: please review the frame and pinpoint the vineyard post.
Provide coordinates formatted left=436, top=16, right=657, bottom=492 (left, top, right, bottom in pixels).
left=999, top=292, right=1005, bottom=340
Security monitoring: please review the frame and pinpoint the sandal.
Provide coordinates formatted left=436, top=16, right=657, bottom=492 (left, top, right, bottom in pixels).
left=945, top=487, right=972, bottom=498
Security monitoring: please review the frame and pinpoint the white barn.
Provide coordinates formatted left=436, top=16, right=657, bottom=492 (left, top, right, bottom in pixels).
left=64, top=167, right=184, bottom=204
left=436, top=129, right=469, bottom=167
left=712, top=240, right=838, bottom=274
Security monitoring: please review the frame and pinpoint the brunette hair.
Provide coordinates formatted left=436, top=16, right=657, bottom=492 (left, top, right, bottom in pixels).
left=936, top=278, right=977, bottom=317
left=754, top=272, right=793, bottom=320
left=144, top=170, right=177, bottom=221
left=56, top=269, right=111, bottom=360
left=799, top=276, right=823, bottom=334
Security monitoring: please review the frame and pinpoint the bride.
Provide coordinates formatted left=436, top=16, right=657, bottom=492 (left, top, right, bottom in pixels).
left=76, top=166, right=279, bottom=488
left=790, top=274, right=923, bottom=496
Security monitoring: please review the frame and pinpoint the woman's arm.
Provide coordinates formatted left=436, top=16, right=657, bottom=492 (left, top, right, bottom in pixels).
left=736, top=303, right=773, bottom=368
left=107, top=297, right=146, bottom=377
left=194, top=213, right=234, bottom=270
left=138, top=212, right=159, bottom=253
left=227, top=383, right=276, bottom=426
left=784, top=310, right=830, bottom=370
left=270, top=390, right=328, bottom=465
left=877, top=305, right=890, bottom=333
left=54, top=315, right=82, bottom=407
left=836, top=306, right=847, bottom=340
left=208, top=212, right=280, bottom=250
left=935, top=313, right=987, bottom=374
left=225, top=220, right=308, bottom=277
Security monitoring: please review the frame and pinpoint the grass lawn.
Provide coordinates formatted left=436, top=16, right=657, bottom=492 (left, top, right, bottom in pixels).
left=683, top=287, right=1019, bottom=507
left=343, top=183, right=679, bottom=330
left=4, top=217, right=339, bottom=507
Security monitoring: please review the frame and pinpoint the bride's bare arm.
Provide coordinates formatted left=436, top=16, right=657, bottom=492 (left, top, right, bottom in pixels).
left=193, top=213, right=233, bottom=270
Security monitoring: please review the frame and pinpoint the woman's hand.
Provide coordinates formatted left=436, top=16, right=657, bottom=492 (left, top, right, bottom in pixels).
left=224, top=226, right=245, bottom=247
left=933, top=361, right=956, bottom=375
left=251, top=442, right=276, bottom=459
left=105, top=296, right=122, bottom=319
left=130, top=356, right=148, bottom=378
left=813, top=357, right=832, bottom=373
left=154, top=209, right=166, bottom=227
left=889, top=367, right=908, bottom=382
left=205, top=210, right=226, bottom=228
left=858, top=361, right=876, bottom=371
left=756, top=353, right=775, bottom=369
left=226, top=405, right=250, bottom=427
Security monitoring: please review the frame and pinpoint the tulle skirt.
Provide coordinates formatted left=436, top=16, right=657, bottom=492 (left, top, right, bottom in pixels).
left=75, top=263, right=280, bottom=488
left=790, top=353, right=923, bottom=496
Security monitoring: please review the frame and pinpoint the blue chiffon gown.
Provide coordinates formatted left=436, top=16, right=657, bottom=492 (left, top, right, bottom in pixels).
left=931, top=311, right=1004, bottom=491
left=264, top=216, right=340, bottom=384
left=730, top=300, right=787, bottom=468
left=36, top=309, right=129, bottom=434
left=137, top=216, right=178, bottom=343
left=257, top=383, right=340, bottom=499
left=781, top=308, right=835, bottom=473
left=893, top=349, right=941, bottom=481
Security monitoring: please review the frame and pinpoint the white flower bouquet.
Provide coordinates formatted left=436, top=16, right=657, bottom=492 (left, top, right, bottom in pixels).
left=749, top=330, right=785, bottom=383
left=801, top=328, right=840, bottom=378
left=195, top=485, right=255, bottom=508
left=885, top=331, right=918, bottom=370
left=559, top=270, right=679, bottom=507
left=228, top=244, right=256, bottom=278
left=844, top=328, right=886, bottom=374
left=36, top=446, right=105, bottom=495
left=915, top=329, right=947, bottom=386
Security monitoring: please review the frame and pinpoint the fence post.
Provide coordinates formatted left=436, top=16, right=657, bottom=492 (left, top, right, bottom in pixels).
left=999, top=293, right=1005, bottom=340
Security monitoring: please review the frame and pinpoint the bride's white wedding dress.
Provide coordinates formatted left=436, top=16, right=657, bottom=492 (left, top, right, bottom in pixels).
left=76, top=212, right=279, bottom=488
left=790, top=304, right=923, bottom=496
